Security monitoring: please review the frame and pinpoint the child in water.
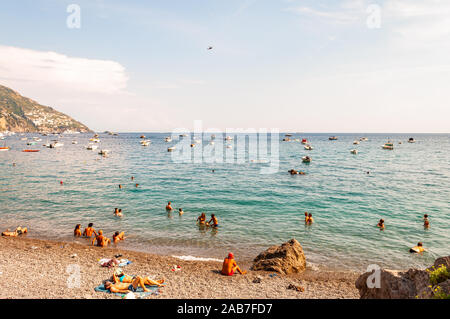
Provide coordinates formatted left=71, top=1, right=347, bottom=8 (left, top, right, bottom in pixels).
left=423, top=214, right=430, bottom=229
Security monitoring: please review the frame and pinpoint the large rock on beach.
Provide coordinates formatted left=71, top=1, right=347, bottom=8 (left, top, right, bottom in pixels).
left=251, top=239, right=306, bottom=274
left=355, top=255, right=450, bottom=299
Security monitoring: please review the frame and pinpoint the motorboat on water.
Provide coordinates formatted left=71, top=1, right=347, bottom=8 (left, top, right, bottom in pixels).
left=302, top=156, right=311, bottom=163
left=350, top=149, right=358, bottom=154
left=140, top=135, right=146, bottom=139
left=329, top=136, right=338, bottom=140
left=87, top=144, right=98, bottom=150
left=165, top=137, right=172, bottom=142
left=282, top=137, right=291, bottom=141
left=179, top=134, right=188, bottom=137
left=408, top=138, right=415, bottom=143
left=190, top=144, right=196, bottom=147
left=382, top=142, right=394, bottom=150
left=140, top=140, right=150, bottom=146
left=167, top=146, right=176, bottom=152
left=360, top=137, right=368, bottom=141
left=0, top=147, right=10, bottom=151
left=304, top=144, right=314, bottom=150
left=49, top=142, right=64, bottom=148
left=353, top=140, right=360, bottom=145
left=301, top=139, right=308, bottom=144
left=98, top=149, right=110, bottom=156
left=72, top=140, right=78, bottom=144
left=22, top=149, right=39, bottom=152
left=90, top=138, right=100, bottom=143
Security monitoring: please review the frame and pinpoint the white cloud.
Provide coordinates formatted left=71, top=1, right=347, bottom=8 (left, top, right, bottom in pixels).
left=0, top=45, right=128, bottom=94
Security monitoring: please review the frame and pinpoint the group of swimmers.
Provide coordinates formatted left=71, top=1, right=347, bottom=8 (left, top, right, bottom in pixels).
left=165, top=202, right=219, bottom=229
left=74, top=223, right=126, bottom=247
left=376, top=214, right=430, bottom=253
left=304, top=212, right=314, bottom=224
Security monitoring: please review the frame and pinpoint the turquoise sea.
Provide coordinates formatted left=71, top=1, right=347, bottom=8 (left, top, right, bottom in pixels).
left=1, top=133, right=449, bottom=271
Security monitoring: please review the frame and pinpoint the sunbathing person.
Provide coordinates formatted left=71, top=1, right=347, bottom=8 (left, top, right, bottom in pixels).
left=2, top=226, right=28, bottom=237
left=113, top=231, right=126, bottom=244
left=221, top=253, right=246, bottom=276
left=112, top=269, right=164, bottom=287
left=83, top=223, right=97, bottom=237
left=104, top=276, right=150, bottom=293
left=92, top=230, right=111, bottom=247
left=74, top=224, right=82, bottom=237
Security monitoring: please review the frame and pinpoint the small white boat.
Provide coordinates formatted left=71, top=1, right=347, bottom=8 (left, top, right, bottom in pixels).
left=49, top=142, right=64, bottom=148
left=90, top=138, right=100, bottom=143
left=302, top=156, right=311, bottom=163
left=329, top=136, right=338, bottom=140
left=304, top=144, right=314, bottom=150
left=0, top=147, right=10, bottom=151
left=179, top=134, right=188, bottom=137
left=408, top=138, right=415, bottom=143
left=98, top=149, right=110, bottom=155
left=382, top=142, right=394, bottom=150
left=190, top=144, right=196, bottom=148
left=165, top=137, right=172, bottom=142
left=360, top=137, right=368, bottom=141
left=87, top=144, right=98, bottom=150
left=353, top=140, right=360, bottom=145
left=350, top=149, right=358, bottom=154
left=72, top=140, right=78, bottom=144
left=140, top=140, right=150, bottom=146
left=167, top=147, right=176, bottom=152
left=225, top=136, right=233, bottom=141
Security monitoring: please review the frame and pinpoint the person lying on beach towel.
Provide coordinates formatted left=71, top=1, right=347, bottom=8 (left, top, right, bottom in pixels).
left=113, top=231, right=126, bottom=244
left=112, top=268, right=165, bottom=287
left=92, top=230, right=111, bottom=247
left=221, top=253, right=246, bottom=276
left=2, top=226, right=28, bottom=237
left=104, top=276, right=151, bottom=293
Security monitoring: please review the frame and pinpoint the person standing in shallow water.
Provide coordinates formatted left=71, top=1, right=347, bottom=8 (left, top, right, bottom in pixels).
left=83, top=223, right=97, bottom=237
left=208, top=214, right=219, bottom=228
left=377, top=219, right=385, bottom=230
left=74, top=224, right=82, bottom=237
left=178, top=208, right=184, bottom=216
left=166, top=202, right=173, bottom=211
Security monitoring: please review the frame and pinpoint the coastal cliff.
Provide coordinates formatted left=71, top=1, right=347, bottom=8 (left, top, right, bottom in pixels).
left=0, top=84, right=91, bottom=133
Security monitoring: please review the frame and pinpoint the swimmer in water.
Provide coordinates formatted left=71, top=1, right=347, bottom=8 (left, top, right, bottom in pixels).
left=166, top=202, right=173, bottom=211
left=306, top=213, right=314, bottom=224
left=304, top=212, right=308, bottom=222
left=377, top=219, right=385, bottom=230
left=410, top=242, right=426, bottom=254
left=208, top=214, right=219, bottom=228
left=135, top=183, right=139, bottom=188
left=179, top=208, right=184, bottom=216
left=74, top=224, right=82, bottom=237
left=114, top=208, right=123, bottom=217
left=83, top=223, right=97, bottom=238
left=131, top=176, right=134, bottom=181
left=197, top=212, right=206, bottom=225
left=119, top=184, right=123, bottom=189
left=113, top=231, right=126, bottom=244
left=92, top=230, right=110, bottom=247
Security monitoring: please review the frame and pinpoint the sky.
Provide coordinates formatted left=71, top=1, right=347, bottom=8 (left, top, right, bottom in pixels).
left=0, top=0, right=449, bottom=133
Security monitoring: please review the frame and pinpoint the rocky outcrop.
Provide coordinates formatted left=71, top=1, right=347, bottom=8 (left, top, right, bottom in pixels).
left=251, top=239, right=306, bottom=274
left=355, top=256, right=450, bottom=299
left=0, top=84, right=91, bottom=133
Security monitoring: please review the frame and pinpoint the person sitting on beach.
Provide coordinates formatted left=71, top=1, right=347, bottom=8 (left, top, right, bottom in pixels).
left=377, top=219, right=385, bottom=230
left=221, top=253, right=246, bottom=276
left=74, top=224, right=82, bottom=237
left=2, top=226, right=28, bottom=237
left=104, top=277, right=151, bottom=293
left=208, top=214, right=219, bottom=228
left=306, top=213, right=314, bottom=224
left=197, top=213, right=207, bottom=225
left=166, top=202, right=173, bottom=211
left=113, top=231, right=126, bottom=244
left=410, top=242, right=426, bottom=253
left=112, top=268, right=164, bottom=287
left=179, top=208, right=184, bottom=216
left=92, top=230, right=111, bottom=247
left=83, top=223, right=97, bottom=237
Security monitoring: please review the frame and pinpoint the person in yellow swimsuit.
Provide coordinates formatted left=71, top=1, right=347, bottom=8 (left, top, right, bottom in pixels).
left=410, top=242, right=426, bottom=253
left=197, top=212, right=206, bottom=225
left=2, top=226, right=28, bottom=237
left=112, top=269, right=164, bottom=287
left=221, top=253, right=246, bottom=276
left=74, top=224, right=82, bottom=237
left=306, top=213, right=314, bottom=224
left=92, top=230, right=111, bottom=247
left=113, top=231, right=126, bottom=244
left=83, top=223, right=97, bottom=237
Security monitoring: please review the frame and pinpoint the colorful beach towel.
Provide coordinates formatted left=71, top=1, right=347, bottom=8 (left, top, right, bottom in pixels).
left=94, top=283, right=161, bottom=299
left=98, top=258, right=132, bottom=268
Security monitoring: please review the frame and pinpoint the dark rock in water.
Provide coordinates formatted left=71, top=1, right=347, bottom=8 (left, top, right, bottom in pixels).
left=355, top=256, right=450, bottom=299
left=251, top=239, right=306, bottom=274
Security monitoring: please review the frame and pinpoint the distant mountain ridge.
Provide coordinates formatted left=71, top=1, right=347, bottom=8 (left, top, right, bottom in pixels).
left=0, top=84, right=91, bottom=133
